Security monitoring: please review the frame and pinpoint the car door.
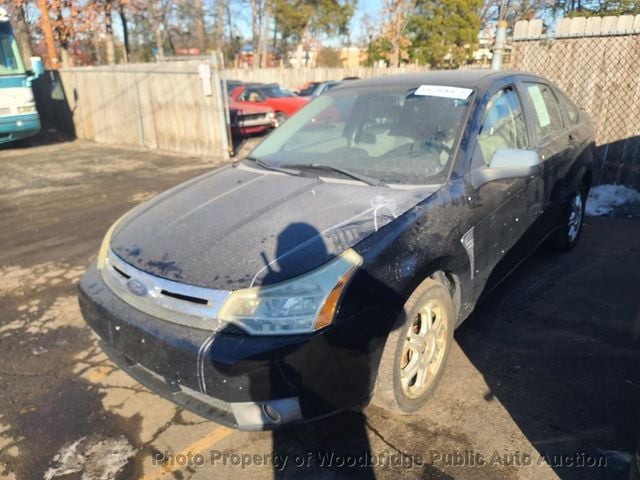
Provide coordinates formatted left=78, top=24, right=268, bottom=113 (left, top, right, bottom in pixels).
left=519, top=81, right=569, bottom=237
left=465, top=83, right=538, bottom=298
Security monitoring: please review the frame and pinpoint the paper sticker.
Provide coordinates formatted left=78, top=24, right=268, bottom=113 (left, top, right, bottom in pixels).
left=414, top=85, right=473, bottom=100
left=527, top=84, right=551, bottom=128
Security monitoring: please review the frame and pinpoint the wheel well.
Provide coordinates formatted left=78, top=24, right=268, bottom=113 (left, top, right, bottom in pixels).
left=582, top=170, right=593, bottom=191
left=428, top=270, right=461, bottom=321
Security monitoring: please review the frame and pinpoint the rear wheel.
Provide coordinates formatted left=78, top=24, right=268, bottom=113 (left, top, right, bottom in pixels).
left=372, top=278, right=454, bottom=414
left=548, top=186, right=587, bottom=251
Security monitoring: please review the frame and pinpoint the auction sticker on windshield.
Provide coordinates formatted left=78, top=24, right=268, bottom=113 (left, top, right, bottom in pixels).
left=414, top=85, right=473, bottom=100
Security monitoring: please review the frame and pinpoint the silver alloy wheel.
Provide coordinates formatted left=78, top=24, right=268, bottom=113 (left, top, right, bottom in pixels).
left=568, top=192, right=583, bottom=242
left=400, top=300, right=448, bottom=399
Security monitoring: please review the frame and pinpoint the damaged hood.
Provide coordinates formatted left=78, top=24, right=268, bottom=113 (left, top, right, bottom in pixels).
left=111, top=165, right=434, bottom=290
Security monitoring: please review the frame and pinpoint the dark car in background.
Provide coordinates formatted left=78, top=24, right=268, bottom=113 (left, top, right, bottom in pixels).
left=297, top=80, right=341, bottom=97
left=79, top=70, right=594, bottom=430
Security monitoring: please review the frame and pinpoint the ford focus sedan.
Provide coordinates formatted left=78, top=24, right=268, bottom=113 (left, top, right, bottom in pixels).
left=79, top=71, right=595, bottom=430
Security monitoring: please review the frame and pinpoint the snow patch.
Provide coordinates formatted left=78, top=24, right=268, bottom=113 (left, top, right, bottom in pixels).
left=585, top=185, right=640, bottom=216
left=44, top=435, right=135, bottom=480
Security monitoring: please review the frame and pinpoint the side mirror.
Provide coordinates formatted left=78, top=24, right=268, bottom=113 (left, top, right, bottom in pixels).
left=471, top=148, right=540, bottom=188
left=30, top=57, right=44, bottom=78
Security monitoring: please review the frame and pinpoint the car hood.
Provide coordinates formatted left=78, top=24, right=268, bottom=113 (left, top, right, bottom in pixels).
left=111, top=165, right=434, bottom=290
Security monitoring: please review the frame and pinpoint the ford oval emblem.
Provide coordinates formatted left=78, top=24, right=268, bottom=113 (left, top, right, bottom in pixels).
left=126, top=279, right=148, bottom=297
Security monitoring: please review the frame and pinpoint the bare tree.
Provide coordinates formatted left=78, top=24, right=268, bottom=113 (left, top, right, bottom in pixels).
left=104, top=0, right=116, bottom=64
left=381, top=0, right=415, bottom=66
left=214, top=0, right=225, bottom=50
left=251, top=0, right=260, bottom=68
left=260, top=0, right=271, bottom=67
left=193, top=0, right=206, bottom=53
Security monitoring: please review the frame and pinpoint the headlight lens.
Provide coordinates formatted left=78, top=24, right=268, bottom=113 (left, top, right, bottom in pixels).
left=218, top=249, right=362, bottom=335
left=96, top=214, right=128, bottom=270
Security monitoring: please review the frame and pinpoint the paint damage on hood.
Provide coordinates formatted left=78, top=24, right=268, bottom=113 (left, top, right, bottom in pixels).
left=111, top=166, right=435, bottom=290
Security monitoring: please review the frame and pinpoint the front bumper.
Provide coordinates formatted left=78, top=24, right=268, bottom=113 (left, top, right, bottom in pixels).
left=78, top=263, right=377, bottom=430
left=0, top=113, right=40, bottom=144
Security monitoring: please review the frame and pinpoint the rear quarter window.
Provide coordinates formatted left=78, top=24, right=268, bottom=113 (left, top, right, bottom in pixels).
left=557, top=90, right=580, bottom=125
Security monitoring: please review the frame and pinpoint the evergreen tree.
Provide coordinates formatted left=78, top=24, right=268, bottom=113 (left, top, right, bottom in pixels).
left=407, top=0, right=482, bottom=67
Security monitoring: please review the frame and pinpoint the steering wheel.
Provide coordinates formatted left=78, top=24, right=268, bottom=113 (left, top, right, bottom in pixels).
left=416, top=140, right=452, bottom=155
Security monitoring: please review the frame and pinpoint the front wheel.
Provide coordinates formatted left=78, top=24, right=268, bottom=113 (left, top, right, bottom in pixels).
left=548, top=187, right=586, bottom=251
left=372, top=278, right=454, bottom=414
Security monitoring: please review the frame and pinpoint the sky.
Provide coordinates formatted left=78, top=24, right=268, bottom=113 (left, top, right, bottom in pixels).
left=350, top=0, right=380, bottom=43
left=229, top=0, right=383, bottom=47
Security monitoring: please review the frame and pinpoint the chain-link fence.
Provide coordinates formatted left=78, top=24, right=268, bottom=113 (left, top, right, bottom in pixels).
left=509, top=17, right=640, bottom=188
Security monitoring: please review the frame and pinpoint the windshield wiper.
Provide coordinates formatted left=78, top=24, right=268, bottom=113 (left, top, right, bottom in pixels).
left=281, top=163, right=386, bottom=187
left=245, top=157, right=301, bottom=176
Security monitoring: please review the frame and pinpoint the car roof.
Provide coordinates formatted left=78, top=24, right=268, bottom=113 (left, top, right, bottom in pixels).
left=245, top=83, right=279, bottom=88
left=337, top=70, right=544, bottom=90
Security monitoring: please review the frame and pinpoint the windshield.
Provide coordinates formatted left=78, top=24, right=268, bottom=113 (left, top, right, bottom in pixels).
left=0, top=23, right=25, bottom=75
left=249, top=84, right=472, bottom=185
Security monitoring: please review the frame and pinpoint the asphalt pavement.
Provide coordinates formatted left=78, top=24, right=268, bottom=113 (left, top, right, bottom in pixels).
left=0, top=140, right=638, bottom=480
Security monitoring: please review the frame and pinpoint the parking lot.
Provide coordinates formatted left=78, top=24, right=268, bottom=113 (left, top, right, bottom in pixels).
left=1, top=140, right=639, bottom=480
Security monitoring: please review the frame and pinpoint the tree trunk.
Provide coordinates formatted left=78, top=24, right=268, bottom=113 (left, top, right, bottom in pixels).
left=194, top=0, right=206, bottom=53
left=7, top=2, right=33, bottom=69
left=60, top=48, right=73, bottom=68
left=251, top=0, right=260, bottom=69
left=119, top=2, right=130, bottom=63
left=155, top=26, right=165, bottom=59
left=53, top=4, right=73, bottom=67
left=260, top=0, right=271, bottom=67
left=214, top=0, right=225, bottom=50
left=105, top=0, right=116, bottom=64
left=93, top=32, right=102, bottom=64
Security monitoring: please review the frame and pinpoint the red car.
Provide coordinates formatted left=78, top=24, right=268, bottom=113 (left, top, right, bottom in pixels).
left=230, top=84, right=309, bottom=124
left=228, top=99, right=276, bottom=135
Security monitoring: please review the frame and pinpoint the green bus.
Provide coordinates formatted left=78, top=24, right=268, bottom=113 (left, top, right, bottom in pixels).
left=0, top=6, right=44, bottom=144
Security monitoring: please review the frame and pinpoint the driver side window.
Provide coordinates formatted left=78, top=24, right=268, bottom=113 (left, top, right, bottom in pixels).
left=474, top=87, right=528, bottom=167
left=240, top=89, right=264, bottom=102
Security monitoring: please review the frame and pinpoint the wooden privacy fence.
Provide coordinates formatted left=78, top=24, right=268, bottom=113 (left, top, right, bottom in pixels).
left=223, top=66, right=429, bottom=90
left=510, top=16, right=640, bottom=188
left=59, top=61, right=230, bottom=158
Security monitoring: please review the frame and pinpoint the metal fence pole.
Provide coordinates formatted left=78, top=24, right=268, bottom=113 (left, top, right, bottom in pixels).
left=491, top=20, right=507, bottom=70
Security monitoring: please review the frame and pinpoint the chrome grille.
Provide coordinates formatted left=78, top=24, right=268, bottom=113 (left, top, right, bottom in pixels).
left=102, top=249, right=237, bottom=332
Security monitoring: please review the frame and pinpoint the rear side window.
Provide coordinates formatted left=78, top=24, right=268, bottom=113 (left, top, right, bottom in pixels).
left=523, top=82, right=564, bottom=139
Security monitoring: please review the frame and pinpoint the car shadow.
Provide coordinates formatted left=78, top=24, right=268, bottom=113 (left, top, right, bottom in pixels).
left=456, top=217, right=640, bottom=479
left=212, top=221, right=454, bottom=479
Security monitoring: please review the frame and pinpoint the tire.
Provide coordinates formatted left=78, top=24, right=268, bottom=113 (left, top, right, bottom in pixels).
left=548, top=185, right=587, bottom=251
left=372, top=278, right=455, bottom=414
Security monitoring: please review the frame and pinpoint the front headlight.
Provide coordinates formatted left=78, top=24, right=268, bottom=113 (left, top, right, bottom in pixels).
left=218, top=249, right=362, bottom=335
left=17, top=105, right=37, bottom=114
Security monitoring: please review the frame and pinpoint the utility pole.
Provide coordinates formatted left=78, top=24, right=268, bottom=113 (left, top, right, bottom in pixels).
left=491, top=0, right=507, bottom=70
left=36, top=0, right=59, bottom=69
